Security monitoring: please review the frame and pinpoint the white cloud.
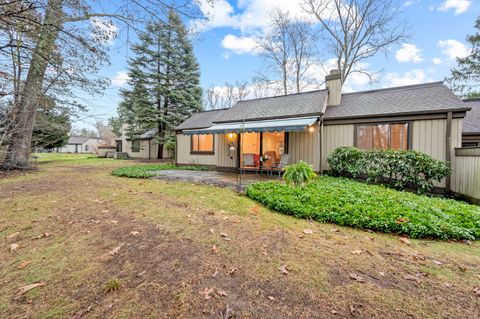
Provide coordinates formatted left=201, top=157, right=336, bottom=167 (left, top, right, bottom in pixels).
left=385, top=69, right=428, bottom=87
left=395, top=43, right=423, bottom=63
left=432, top=57, right=442, bottom=65
left=438, top=0, right=471, bottom=15
left=221, top=34, right=259, bottom=55
left=111, top=71, right=129, bottom=86
left=404, top=0, right=420, bottom=6
left=437, top=39, right=470, bottom=60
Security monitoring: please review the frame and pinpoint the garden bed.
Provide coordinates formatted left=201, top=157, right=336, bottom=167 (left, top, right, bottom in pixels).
left=112, top=164, right=208, bottom=178
left=246, top=176, right=480, bottom=240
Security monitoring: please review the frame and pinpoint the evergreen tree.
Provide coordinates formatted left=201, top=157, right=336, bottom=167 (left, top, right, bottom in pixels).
left=448, top=17, right=480, bottom=97
left=117, top=10, right=202, bottom=159
left=31, top=97, right=71, bottom=150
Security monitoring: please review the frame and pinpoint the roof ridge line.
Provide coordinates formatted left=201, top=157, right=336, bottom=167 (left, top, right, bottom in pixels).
left=342, top=81, right=444, bottom=96
left=236, top=89, right=328, bottom=103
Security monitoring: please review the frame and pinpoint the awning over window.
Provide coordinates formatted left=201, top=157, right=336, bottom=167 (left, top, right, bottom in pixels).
left=182, top=117, right=319, bottom=135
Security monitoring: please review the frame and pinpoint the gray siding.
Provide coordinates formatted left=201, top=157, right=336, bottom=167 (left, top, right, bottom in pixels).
left=322, top=124, right=355, bottom=169
left=176, top=134, right=216, bottom=166
left=289, top=125, right=320, bottom=171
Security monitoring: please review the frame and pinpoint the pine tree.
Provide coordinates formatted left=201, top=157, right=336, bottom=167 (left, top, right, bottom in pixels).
left=448, top=17, right=480, bottom=97
left=117, top=10, right=202, bottom=159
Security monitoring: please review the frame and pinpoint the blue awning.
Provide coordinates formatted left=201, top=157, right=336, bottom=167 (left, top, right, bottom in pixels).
left=182, top=116, right=318, bottom=135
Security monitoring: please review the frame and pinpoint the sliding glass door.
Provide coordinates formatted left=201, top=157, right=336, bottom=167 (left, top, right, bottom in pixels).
left=239, top=132, right=286, bottom=169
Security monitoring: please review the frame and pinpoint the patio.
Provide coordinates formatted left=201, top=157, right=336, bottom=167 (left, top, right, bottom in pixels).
left=149, top=169, right=278, bottom=191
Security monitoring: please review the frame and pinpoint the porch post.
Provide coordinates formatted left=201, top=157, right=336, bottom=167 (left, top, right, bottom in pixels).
left=445, top=111, right=452, bottom=193
left=318, top=115, right=324, bottom=174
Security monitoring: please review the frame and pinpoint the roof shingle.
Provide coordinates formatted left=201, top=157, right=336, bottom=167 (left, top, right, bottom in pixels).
left=463, top=99, right=480, bottom=134
left=176, top=109, right=227, bottom=130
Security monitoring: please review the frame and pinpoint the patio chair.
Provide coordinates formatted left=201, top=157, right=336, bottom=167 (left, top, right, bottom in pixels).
left=240, top=153, right=259, bottom=175
left=270, top=154, right=290, bottom=178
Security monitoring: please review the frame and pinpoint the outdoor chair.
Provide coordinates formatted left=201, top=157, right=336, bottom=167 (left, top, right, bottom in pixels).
left=270, top=154, right=290, bottom=178
left=240, top=153, right=259, bottom=175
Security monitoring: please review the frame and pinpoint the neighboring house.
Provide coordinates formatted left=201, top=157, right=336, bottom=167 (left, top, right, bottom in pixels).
left=57, top=136, right=104, bottom=153
left=462, top=98, right=480, bottom=147
left=115, top=125, right=171, bottom=159
left=175, top=70, right=471, bottom=193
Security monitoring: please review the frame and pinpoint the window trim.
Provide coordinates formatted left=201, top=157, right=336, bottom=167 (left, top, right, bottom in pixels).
left=353, top=121, right=412, bottom=150
left=131, top=140, right=141, bottom=153
left=190, top=134, right=215, bottom=155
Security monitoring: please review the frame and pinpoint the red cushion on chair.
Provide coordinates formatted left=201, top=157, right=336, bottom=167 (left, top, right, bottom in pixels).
left=253, top=154, right=260, bottom=167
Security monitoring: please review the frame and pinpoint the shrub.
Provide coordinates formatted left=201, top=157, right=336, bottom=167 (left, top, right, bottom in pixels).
left=327, top=147, right=451, bottom=193
left=104, top=278, right=122, bottom=293
left=282, top=161, right=317, bottom=186
left=112, top=163, right=209, bottom=178
left=246, top=177, right=480, bottom=240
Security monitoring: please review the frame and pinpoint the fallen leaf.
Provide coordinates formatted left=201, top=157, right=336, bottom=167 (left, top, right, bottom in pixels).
left=379, top=272, right=385, bottom=277
left=110, top=220, right=118, bottom=224
left=129, top=231, right=139, bottom=236
left=220, top=233, right=231, bottom=241
left=250, top=204, right=260, bottom=214
left=201, top=287, right=214, bottom=300
left=101, top=210, right=109, bottom=213
left=212, top=270, right=219, bottom=278
left=229, top=268, right=237, bottom=276
left=399, top=237, right=411, bottom=245
left=71, top=305, right=93, bottom=319
left=10, top=243, right=19, bottom=252
left=6, top=232, right=19, bottom=239
left=217, top=289, right=228, bottom=297
left=474, top=287, right=480, bottom=296
left=136, top=270, right=146, bottom=277
left=396, top=217, right=409, bottom=224
left=330, top=228, right=340, bottom=233
left=349, top=273, right=365, bottom=283
left=14, top=282, right=46, bottom=300
left=17, top=260, right=32, bottom=269
left=32, top=232, right=51, bottom=240
left=267, top=296, right=275, bottom=300
left=331, top=310, right=338, bottom=314
left=278, top=264, right=289, bottom=275
left=403, top=274, right=421, bottom=284
left=350, top=250, right=363, bottom=255
left=107, top=243, right=124, bottom=256
left=303, top=229, right=313, bottom=234
left=208, top=228, right=214, bottom=234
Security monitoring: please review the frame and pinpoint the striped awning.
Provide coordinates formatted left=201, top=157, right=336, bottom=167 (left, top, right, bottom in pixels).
left=182, top=117, right=318, bottom=135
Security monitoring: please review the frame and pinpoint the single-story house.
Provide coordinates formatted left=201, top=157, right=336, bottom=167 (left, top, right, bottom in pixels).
left=115, top=124, right=171, bottom=159
left=175, top=70, right=471, bottom=191
left=57, top=136, right=104, bottom=153
left=462, top=98, right=480, bottom=147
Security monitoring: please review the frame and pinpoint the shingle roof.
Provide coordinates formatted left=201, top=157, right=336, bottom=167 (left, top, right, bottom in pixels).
left=138, top=128, right=158, bottom=139
left=176, top=109, right=227, bottom=130
left=324, top=82, right=468, bottom=119
left=463, top=98, right=480, bottom=135
left=67, top=136, right=90, bottom=144
left=214, top=90, right=327, bottom=123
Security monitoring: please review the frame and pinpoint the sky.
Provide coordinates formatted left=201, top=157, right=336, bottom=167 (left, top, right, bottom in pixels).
left=74, top=0, right=480, bottom=130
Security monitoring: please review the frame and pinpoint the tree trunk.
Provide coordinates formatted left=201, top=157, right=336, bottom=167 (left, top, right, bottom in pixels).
left=2, top=0, right=63, bottom=169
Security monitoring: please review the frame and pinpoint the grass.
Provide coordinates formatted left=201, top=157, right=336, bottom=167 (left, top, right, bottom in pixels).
left=1, top=154, right=479, bottom=318
left=111, top=163, right=209, bottom=178
left=246, top=176, right=480, bottom=240
left=104, top=278, right=122, bottom=293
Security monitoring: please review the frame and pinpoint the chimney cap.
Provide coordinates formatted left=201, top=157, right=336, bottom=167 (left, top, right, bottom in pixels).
left=330, top=69, right=339, bottom=75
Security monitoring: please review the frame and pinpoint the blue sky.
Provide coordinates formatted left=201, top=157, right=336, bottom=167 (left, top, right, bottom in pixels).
left=74, top=0, right=479, bottom=130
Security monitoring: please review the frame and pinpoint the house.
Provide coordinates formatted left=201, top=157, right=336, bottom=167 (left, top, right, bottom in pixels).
left=57, top=136, right=104, bottom=153
left=175, top=70, right=472, bottom=193
left=462, top=98, right=480, bottom=147
left=115, top=124, right=171, bottom=159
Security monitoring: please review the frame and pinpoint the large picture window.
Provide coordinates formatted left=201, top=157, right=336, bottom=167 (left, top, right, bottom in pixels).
left=131, top=140, right=140, bottom=152
left=356, top=123, right=409, bottom=150
left=191, top=134, right=214, bottom=153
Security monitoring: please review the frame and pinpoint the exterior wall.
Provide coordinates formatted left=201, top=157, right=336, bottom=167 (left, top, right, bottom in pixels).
left=321, top=124, right=355, bottom=169
left=58, top=139, right=103, bottom=154
left=216, top=134, right=236, bottom=168
left=289, top=125, right=321, bottom=171
left=452, top=148, right=480, bottom=202
left=119, top=124, right=170, bottom=159
left=58, top=144, right=79, bottom=153
left=176, top=134, right=216, bottom=166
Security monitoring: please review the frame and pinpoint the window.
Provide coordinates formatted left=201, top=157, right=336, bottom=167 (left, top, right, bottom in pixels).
left=356, top=123, right=409, bottom=150
left=85, top=145, right=89, bottom=152
left=131, top=140, right=140, bottom=152
left=462, top=142, right=478, bottom=148
left=191, top=134, right=214, bottom=153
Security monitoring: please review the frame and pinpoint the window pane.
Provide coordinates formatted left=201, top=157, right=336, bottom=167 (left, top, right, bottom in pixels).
left=373, top=124, right=389, bottom=149
left=356, top=125, right=373, bottom=149
left=262, top=132, right=285, bottom=166
left=191, top=135, right=199, bottom=152
left=198, top=134, right=214, bottom=152
left=390, top=123, right=408, bottom=150
left=132, top=140, right=140, bottom=152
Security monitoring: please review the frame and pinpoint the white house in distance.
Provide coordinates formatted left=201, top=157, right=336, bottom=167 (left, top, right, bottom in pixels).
left=57, top=136, right=104, bottom=154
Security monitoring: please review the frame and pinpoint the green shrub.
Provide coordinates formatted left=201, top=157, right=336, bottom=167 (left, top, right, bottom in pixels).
left=327, top=147, right=451, bottom=193
left=104, top=278, right=122, bottom=293
left=246, top=177, right=480, bottom=240
left=282, top=161, right=317, bottom=186
left=112, top=163, right=209, bottom=178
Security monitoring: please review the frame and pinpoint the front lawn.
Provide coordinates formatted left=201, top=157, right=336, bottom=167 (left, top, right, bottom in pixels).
left=246, top=176, right=480, bottom=240
left=112, top=163, right=209, bottom=178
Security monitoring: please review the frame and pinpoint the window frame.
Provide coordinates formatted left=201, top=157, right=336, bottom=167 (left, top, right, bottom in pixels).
left=354, top=121, right=412, bottom=151
left=190, top=134, right=215, bottom=155
left=131, top=140, right=141, bottom=153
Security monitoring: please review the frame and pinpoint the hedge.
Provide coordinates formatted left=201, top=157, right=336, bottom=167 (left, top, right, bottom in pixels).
left=246, top=177, right=480, bottom=240
left=327, top=147, right=451, bottom=193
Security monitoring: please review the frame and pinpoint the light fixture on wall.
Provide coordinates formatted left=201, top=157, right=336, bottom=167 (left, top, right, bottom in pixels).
left=308, top=125, right=314, bottom=133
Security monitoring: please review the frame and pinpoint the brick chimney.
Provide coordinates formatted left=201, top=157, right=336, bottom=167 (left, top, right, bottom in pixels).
left=325, top=69, right=342, bottom=106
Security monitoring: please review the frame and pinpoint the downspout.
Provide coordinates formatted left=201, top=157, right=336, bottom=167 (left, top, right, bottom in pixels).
left=148, top=139, right=151, bottom=160
left=445, top=111, right=453, bottom=194
left=175, top=133, right=178, bottom=165
left=318, top=114, right=324, bottom=174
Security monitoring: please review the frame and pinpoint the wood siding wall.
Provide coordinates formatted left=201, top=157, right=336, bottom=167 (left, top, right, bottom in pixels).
left=216, top=134, right=236, bottom=168
left=289, top=125, right=321, bottom=171
left=322, top=124, right=355, bottom=169
left=176, top=134, right=216, bottom=166
left=453, top=153, right=480, bottom=201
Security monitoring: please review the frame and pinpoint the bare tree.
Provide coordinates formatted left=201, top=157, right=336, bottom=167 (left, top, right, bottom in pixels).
left=303, top=0, right=407, bottom=84
left=204, top=85, right=223, bottom=110
left=257, top=9, right=318, bottom=95
left=94, top=120, right=115, bottom=146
